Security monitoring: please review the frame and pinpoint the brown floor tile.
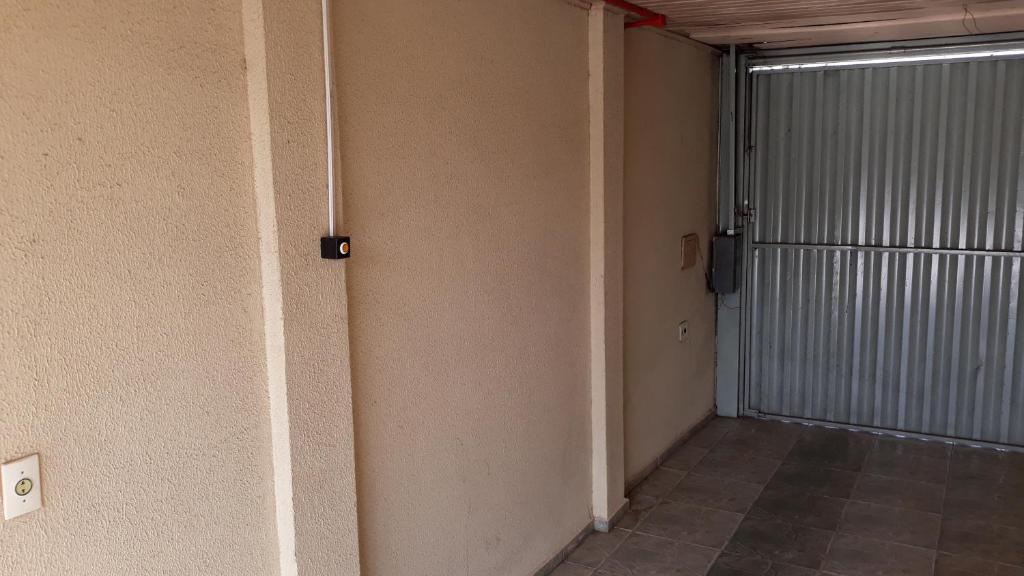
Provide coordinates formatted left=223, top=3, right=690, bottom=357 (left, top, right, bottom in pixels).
left=851, top=473, right=945, bottom=514
left=944, top=476, right=1024, bottom=528
left=626, top=494, right=660, bottom=515
left=662, top=444, right=709, bottom=472
left=1004, top=452, right=1024, bottom=485
left=874, top=437, right=951, bottom=461
left=748, top=486, right=846, bottom=531
left=862, top=449, right=948, bottom=485
left=938, top=518, right=1024, bottom=567
left=551, top=562, right=595, bottom=576
left=595, top=532, right=717, bottom=576
left=636, top=501, right=743, bottom=549
left=724, top=517, right=833, bottom=570
left=630, top=468, right=685, bottom=504
left=717, top=420, right=804, bottom=459
left=949, top=446, right=1007, bottom=483
left=688, top=419, right=739, bottom=449
left=615, top=503, right=648, bottom=531
left=710, top=553, right=772, bottom=576
left=785, top=428, right=874, bottom=472
left=839, top=501, right=941, bottom=549
left=936, top=553, right=993, bottom=576
left=667, top=472, right=764, bottom=514
left=766, top=462, right=859, bottom=499
left=945, top=473, right=1002, bottom=494
left=823, top=533, right=934, bottom=576
left=1002, top=566, right=1024, bottom=576
left=942, top=467, right=1024, bottom=524
left=948, top=447, right=1024, bottom=493
left=1004, top=472, right=1024, bottom=495
left=693, top=446, right=781, bottom=486
left=566, top=529, right=629, bottom=568
left=935, top=553, right=1024, bottom=576
left=708, top=553, right=819, bottom=576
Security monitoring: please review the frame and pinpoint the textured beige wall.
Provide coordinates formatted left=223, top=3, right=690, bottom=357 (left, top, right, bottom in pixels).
left=335, top=0, right=593, bottom=574
left=0, top=1, right=279, bottom=574
left=623, top=29, right=719, bottom=482
left=2, top=1, right=716, bottom=573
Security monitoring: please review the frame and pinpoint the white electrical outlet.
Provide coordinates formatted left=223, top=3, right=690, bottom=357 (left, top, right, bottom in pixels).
left=2, top=454, right=42, bottom=520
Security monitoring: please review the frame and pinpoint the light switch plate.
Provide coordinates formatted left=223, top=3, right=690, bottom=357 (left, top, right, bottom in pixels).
left=2, top=454, right=42, bottom=520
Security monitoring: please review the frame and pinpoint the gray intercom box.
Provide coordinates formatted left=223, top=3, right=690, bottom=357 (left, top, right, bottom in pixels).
left=712, top=233, right=741, bottom=294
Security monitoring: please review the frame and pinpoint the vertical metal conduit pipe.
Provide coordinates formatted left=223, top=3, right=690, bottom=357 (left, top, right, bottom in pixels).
left=321, top=0, right=336, bottom=236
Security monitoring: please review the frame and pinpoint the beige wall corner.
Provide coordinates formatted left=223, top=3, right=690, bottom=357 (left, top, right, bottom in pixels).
left=623, top=29, right=720, bottom=483
left=242, top=0, right=361, bottom=574
left=241, top=1, right=298, bottom=574
left=589, top=1, right=628, bottom=529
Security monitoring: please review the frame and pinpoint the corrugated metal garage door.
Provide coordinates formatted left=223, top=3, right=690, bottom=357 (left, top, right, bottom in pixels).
left=743, top=44, right=1024, bottom=446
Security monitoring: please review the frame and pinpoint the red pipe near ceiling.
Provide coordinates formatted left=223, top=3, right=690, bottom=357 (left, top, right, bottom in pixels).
left=604, top=0, right=667, bottom=29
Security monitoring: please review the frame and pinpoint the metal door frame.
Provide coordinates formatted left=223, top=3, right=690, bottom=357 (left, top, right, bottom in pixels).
left=716, top=32, right=1024, bottom=451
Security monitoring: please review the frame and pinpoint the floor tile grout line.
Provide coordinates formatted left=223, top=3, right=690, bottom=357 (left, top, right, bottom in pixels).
left=673, top=470, right=765, bottom=489
left=605, top=517, right=735, bottom=576
left=855, top=470, right=950, bottom=486
left=582, top=436, right=703, bottom=576
left=701, top=548, right=725, bottom=576
left=600, top=431, right=702, bottom=573
left=789, top=429, right=864, bottom=572
left=613, top=529, right=731, bottom=555
left=822, top=491, right=852, bottom=572
left=837, top=439, right=943, bottom=575
left=742, top=502, right=945, bottom=549
left=630, top=516, right=737, bottom=576
left=701, top=423, right=800, bottom=574
left=831, top=528, right=942, bottom=553
left=748, top=473, right=943, bottom=551
left=777, top=457, right=949, bottom=479
left=588, top=527, right=633, bottom=571
left=932, top=443, right=954, bottom=575
left=843, top=494, right=944, bottom=517
left=581, top=527, right=632, bottom=574
left=854, top=473, right=946, bottom=487
left=620, top=419, right=752, bottom=576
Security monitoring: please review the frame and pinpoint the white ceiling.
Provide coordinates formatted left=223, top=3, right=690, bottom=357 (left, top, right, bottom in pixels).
left=622, top=0, right=1024, bottom=48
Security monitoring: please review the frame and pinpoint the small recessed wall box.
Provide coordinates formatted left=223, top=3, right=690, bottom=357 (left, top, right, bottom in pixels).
left=2, top=453, right=42, bottom=520
left=681, top=234, right=699, bottom=270
left=321, top=236, right=351, bottom=260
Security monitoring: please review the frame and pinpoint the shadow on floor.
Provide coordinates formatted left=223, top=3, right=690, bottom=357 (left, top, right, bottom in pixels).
left=551, top=417, right=1024, bottom=576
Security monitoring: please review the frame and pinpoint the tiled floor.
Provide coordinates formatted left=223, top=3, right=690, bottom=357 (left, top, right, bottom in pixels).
left=551, top=417, right=1024, bottom=576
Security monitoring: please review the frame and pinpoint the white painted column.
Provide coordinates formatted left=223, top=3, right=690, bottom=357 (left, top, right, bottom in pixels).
left=588, top=1, right=628, bottom=533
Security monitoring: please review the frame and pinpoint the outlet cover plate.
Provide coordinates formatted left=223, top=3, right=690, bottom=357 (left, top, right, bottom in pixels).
left=3, top=454, right=42, bottom=520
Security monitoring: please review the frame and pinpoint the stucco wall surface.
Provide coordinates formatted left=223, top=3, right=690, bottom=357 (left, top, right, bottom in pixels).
left=334, top=0, right=594, bottom=574
left=0, top=0, right=279, bottom=574
left=622, top=29, right=719, bottom=482
left=1, top=1, right=722, bottom=574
